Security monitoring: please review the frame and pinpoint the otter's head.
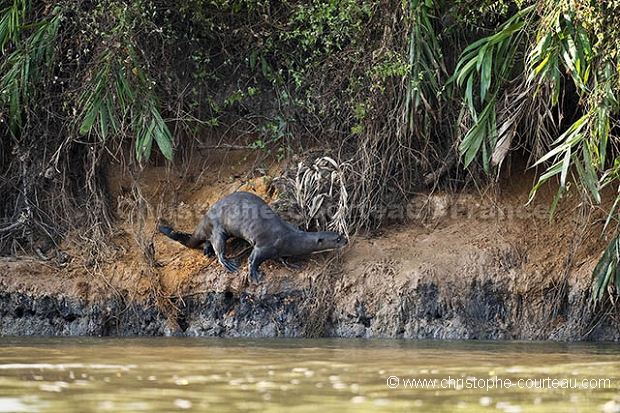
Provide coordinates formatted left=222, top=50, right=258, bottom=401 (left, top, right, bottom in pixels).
left=314, top=231, right=348, bottom=252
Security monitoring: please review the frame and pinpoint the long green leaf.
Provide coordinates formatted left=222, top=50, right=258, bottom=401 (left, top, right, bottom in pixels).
left=592, top=233, right=620, bottom=301
left=79, top=103, right=99, bottom=135
left=151, top=108, right=173, bottom=160
left=559, top=145, right=571, bottom=187
left=527, top=161, right=563, bottom=205
left=533, top=113, right=589, bottom=166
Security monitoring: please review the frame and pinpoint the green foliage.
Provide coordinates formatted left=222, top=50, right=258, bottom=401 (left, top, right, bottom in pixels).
left=0, top=4, right=62, bottom=137
left=527, top=7, right=616, bottom=216
left=528, top=7, right=593, bottom=104
left=448, top=0, right=514, bottom=30
left=0, top=0, right=182, bottom=255
left=283, top=0, right=374, bottom=57
left=1, top=0, right=173, bottom=163
left=74, top=1, right=174, bottom=163
left=448, top=4, right=535, bottom=171
left=521, top=1, right=620, bottom=301
left=592, top=233, right=620, bottom=302
left=0, top=0, right=29, bottom=51
left=446, top=0, right=620, bottom=301
left=529, top=112, right=596, bottom=218
left=406, top=0, right=444, bottom=132
left=77, top=46, right=173, bottom=163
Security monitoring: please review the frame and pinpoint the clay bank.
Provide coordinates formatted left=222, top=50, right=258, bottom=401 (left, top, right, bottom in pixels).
left=1, top=175, right=618, bottom=341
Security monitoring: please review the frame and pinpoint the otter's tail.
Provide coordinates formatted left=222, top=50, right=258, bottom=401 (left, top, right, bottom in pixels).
left=158, top=225, right=192, bottom=246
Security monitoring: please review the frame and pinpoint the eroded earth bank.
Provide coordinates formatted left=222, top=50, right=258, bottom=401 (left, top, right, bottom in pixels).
left=1, top=158, right=619, bottom=341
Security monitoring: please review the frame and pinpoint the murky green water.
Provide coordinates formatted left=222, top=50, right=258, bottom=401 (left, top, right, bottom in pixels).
left=0, top=338, right=618, bottom=412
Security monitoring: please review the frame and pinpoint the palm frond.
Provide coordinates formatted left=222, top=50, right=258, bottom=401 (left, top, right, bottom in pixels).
left=294, top=156, right=349, bottom=236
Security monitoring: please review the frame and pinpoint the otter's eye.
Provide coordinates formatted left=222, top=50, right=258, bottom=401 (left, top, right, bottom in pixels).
left=317, top=238, right=324, bottom=244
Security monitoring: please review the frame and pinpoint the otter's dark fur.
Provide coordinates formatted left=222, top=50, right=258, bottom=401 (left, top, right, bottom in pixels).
left=159, top=191, right=347, bottom=283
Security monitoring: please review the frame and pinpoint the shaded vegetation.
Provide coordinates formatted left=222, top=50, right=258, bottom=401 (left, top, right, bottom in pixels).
left=2, top=0, right=620, bottom=303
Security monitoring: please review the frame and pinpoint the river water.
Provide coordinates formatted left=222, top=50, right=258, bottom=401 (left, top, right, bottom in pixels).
left=0, top=338, right=618, bottom=412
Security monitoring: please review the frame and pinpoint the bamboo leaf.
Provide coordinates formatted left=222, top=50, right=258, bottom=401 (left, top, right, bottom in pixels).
left=461, top=126, right=484, bottom=168
left=533, top=113, right=589, bottom=166
left=559, top=146, right=571, bottom=187
left=136, top=118, right=156, bottom=162
left=595, top=260, right=613, bottom=300
left=597, top=109, right=608, bottom=158
left=152, top=110, right=174, bottom=160
left=99, top=103, right=108, bottom=140
left=594, top=266, right=612, bottom=300
left=479, top=47, right=492, bottom=102
left=548, top=186, right=564, bottom=222
left=527, top=162, right=563, bottom=205
left=79, top=103, right=99, bottom=135
left=592, top=233, right=620, bottom=301
left=454, top=55, right=479, bottom=87
left=465, top=75, right=474, bottom=110
left=9, top=77, right=20, bottom=134
left=602, top=194, right=620, bottom=235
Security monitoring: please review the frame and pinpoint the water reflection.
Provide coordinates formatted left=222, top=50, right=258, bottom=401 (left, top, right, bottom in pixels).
left=0, top=338, right=618, bottom=412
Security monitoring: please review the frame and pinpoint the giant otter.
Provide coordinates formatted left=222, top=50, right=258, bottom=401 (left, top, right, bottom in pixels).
left=159, top=191, right=347, bottom=283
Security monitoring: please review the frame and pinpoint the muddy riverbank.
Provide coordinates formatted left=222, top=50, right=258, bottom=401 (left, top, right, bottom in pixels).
left=1, top=173, right=618, bottom=340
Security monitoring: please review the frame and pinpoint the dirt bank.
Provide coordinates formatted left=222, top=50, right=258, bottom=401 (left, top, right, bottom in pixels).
left=1, top=154, right=618, bottom=340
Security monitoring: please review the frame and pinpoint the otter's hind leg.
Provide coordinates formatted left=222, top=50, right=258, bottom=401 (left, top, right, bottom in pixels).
left=203, top=241, right=215, bottom=258
left=248, top=247, right=271, bottom=284
left=211, top=229, right=239, bottom=273
left=184, top=214, right=214, bottom=249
